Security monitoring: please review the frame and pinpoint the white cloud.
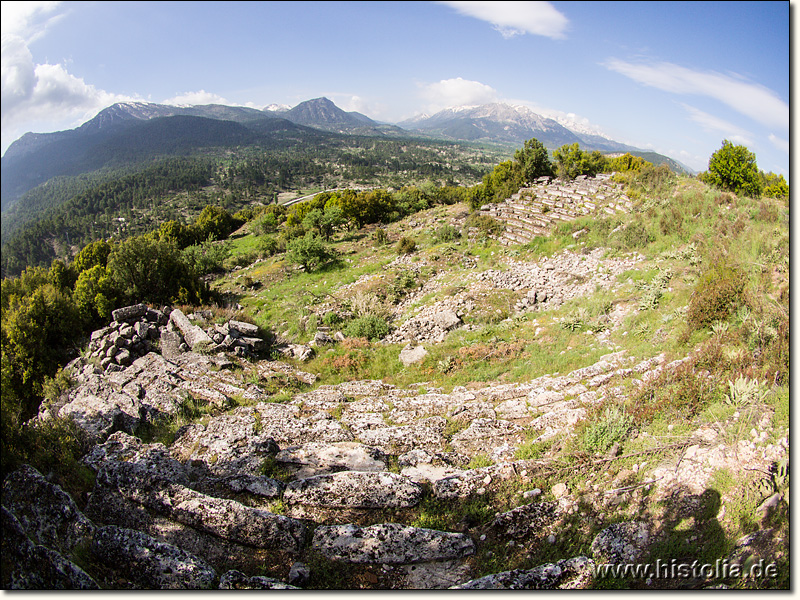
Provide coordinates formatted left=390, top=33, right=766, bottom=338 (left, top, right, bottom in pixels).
left=163, top=90, right=230, bottom=106
left=604, top=59, right=789, bottom=131
left=768, top=133, right=789, bottom=154
left=680, top=103, right=754, bottom=147
left=1, top=2, right=131, bottom=152
left=439, top=1, right=568, bottom=39
left=419, top=77, right=499, bottom=112
left=1, top=1, right=64, bottom=40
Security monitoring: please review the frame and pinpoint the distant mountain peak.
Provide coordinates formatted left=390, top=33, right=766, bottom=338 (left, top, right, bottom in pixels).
left=264, top=103, right=290, bottom=113
left=282, top=97, right=378, bottom=130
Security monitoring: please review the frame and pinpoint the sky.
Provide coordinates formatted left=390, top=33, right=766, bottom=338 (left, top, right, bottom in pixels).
left=0, top=1, right=791, bottom=176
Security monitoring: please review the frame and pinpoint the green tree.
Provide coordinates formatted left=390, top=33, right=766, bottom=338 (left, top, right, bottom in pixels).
left=73, top=264, right=119, bottom=320
left=700, top=140, right=762, bottom=198
left=192, top=205, right=236, bottom=242
left=107, top=234, right=198, bottom=305
left=73, top=239, right=113, bottom=273
left=514, top=137, right=554, bottom=184
left=286, top=232, right=335, bottom=272
left=608, top=153, right=653, bottom=173
left=48, top=259, right=78, bottom=293
left=553, top=144, right=608, bottom=180
left=302, top=206, right=345, bottom=241
left=1, top=284, right=82, bottom=417
left=482, top=160, right=523, bottom=203
left=158, top=220, right=193, bottom=248
left=761, top=172, right=789, bottom=200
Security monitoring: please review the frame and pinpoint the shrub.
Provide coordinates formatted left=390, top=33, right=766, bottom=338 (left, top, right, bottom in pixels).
left=259, top=235, right=282, bottom=257
left=466, top=214, right=504, bottom=236
left=617, top=219, right=654, bottom=250
left=724, top=376, right=768, bottom=407
left=286, top=233, right=335, bottom=272
left=397, top=236, right=417, bottom=255
left=181, top=240, right=231, bottom=276
left=700, top=140, right=762, bottom=198
left=373, top=228, right=389, bottom=247
left=344, top=315, right=390, bottom=341
left=686, top=257, right=748, bottom=331
left=580, top=405, right=633, bottom=453
left=433, top=225, right=462, bottom=243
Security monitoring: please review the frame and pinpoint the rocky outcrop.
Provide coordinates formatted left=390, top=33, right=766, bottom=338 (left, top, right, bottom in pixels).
left=453, top=556, right=596, bottom=590
left=312, top=522, right=475, bottom=564
left=8, top=305, right=789, bottom=589
left=91, top=525, right=216, bottom=589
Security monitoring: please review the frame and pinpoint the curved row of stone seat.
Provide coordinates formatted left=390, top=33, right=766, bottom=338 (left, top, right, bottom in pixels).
left=479, top=174, right=634, bottom=246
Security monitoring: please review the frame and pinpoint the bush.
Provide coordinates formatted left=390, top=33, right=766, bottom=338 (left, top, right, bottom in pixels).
left=433, top=225, right=461, bottom=244
left=397, top=236, right=417, bottom=255
left=259, top=235, right=282, bottom=257
left=286, top=233, right=335, bottom=272
left=108, top=234, right=205, bottom=305
left=373, top=228, right=389, bottom=247
left=617, top=220, right=654, bottom=250
left=580, top=405, right=633, bottom=453
left=344, top=315, right=390, bottom=341
left=466, top=214, right=504, bottom=236
left=686, top=257, right=748, bottom=331
left=181, top=240, right=231, bottom=276
left=700, top=140, right=762, bottom=198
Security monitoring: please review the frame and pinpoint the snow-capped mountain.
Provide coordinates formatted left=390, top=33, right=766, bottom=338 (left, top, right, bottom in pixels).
left=400, top=103, right=640, bottom=153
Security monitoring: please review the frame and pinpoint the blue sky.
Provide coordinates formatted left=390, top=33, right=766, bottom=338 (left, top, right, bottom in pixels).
left=1, top=1, right=790, bottom=175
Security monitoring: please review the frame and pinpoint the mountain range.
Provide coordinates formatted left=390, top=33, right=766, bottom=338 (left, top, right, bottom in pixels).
left=1, top=97, right=691, bottom=211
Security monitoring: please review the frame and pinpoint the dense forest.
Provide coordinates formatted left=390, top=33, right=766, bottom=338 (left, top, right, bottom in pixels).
left=1, top=136, right=499, bottom=278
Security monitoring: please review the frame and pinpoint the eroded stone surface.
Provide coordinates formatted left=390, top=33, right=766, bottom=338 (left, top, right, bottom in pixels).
left=284, top=471, right=422, bottom=509
left=2, top=465, right=95, bottom=555
left=452, top=556, right=595, bottom=589
left=312, top=522, right=475, bottom=564
left=92, top=525, right=216, bottom=589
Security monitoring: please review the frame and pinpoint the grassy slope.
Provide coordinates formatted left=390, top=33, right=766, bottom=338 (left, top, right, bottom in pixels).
left=199, top=174, right=789, bottom=587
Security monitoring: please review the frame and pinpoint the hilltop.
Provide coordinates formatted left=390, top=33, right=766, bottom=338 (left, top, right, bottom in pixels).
left=0, top=149, right=789, bottom=589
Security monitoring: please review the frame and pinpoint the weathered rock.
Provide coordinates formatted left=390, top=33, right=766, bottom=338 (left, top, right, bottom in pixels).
left=279, top=343, right=315, bottom=361
left=397, top=449, right=468, bottom=484
left=432, top=461, right=541, bottom=500
left=452, top=556, right=595, bottom=589
left=311, top=331, right=335, bottom=346
left=90, top=459, right=307, bottom=554
left=1, top=506, right=100, bottom=590
left=91, top=525, right=216, bottom=589
left=287, top=561, right=311, bottom=587
left=591, top=521, right=651, bottom=564
left=169, top=308, right=214, bottom=350
left=276, top=441, right=387, bottom=479
left=159, top=330, right=184, bottom=360
left=312, top=522, right=475, bottom=564
left=399, top=344, right=428, bottom=367
left=54, top=373, right=142, bottom=443
left=218, top=570, right=299, bottom=590
left=2, top=465, right=95, bottom=555
left=284, top=471, right=422, bottom=510
left=354, top=416, right=448, bottom=454
left=229, top=319, right=260, bottom=336
left=486, top=501, right=560, bottom=540
left=449, top=418, right=525, bottom=456
left=431, top=309, right=461, bottom=330
left=112, top=303, right=149, bottom=323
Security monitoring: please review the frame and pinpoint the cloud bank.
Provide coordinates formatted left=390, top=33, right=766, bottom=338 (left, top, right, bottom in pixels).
left=604, top=59, right=789, bottom=131
left=419, top=77, right=499, bottom=112
left=1, top=1, right=130, bottom=150
left=439, top=1, right=569, bottom=39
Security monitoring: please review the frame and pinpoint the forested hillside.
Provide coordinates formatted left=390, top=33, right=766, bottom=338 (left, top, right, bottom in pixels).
left=1, top=135, right=500, bottom=278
